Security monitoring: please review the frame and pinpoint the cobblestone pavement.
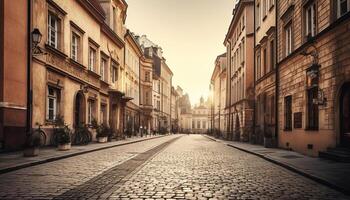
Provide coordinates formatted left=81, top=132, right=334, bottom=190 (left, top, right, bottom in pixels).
left=0, top=134, right=349, bottom=200
left=109, top=135, right=349, bottom=200
left=0, top=135, right=180, bottom=200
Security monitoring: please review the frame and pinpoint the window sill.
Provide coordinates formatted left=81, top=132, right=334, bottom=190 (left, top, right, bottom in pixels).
left=87, top=70, right=101, bottom=79
left=100, top=79, right=110, bottom=86
left=69, top=58, right=85, bottom=69
left=45, top=44, right=67, bottom=59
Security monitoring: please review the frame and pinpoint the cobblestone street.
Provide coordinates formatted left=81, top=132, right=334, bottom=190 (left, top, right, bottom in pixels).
left=0, top=135, right=349, bottom=199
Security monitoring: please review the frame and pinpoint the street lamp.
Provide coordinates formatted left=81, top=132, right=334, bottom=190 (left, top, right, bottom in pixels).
left=32, top=28, right=42, bottom=48
left=31, top=28, right=45, bottom=56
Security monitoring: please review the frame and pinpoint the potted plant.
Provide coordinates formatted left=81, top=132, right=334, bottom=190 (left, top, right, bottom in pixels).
left=263, top=128, right=274, bottom=148
left=96, top=124, right=112, bottom=143
left=23, top=133, right=41, bottom=157
left=54, top=125, right=72, bottom=151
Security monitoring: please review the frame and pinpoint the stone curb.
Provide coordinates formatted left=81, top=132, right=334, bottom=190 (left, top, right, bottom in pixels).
left=0, top=135, right=169, bottom=175
left=203, top=134, right=350, bottom=196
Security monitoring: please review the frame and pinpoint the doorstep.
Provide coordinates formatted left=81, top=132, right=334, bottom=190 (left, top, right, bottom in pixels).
left=0, top=135, right=167, bottom=174
left=204, top=134, right=350, bottom=195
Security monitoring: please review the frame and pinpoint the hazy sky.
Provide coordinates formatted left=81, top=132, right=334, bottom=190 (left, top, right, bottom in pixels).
left=125, top=0, right=235, bottom=105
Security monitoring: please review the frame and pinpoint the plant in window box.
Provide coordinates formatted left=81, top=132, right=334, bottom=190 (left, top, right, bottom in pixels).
left=96, top=124, right=112, bottom=143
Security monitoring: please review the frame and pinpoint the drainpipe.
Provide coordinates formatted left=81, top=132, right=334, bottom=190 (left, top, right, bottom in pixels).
left=139, top=57, right=141, bottom=137
left=275, top=0, right=279, bottom=142
left=26, top=0, right=33, bottom=136
left=253, top=1, right=257, bottom=142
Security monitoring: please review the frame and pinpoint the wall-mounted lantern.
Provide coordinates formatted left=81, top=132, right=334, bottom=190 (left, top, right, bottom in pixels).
left=31, top=28, right=45, bottom=56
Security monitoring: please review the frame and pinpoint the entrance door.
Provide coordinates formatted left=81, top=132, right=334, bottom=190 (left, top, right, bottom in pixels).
left=340, top=82, right=350, bottom=147
left=74, top=92, right=85, bottom=127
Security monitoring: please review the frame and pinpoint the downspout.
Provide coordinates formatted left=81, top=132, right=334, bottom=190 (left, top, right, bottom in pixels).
left=26, top=0, right=33, bottom=136
left=139, top=57, right=141, bottom=136
left=275, top=1, right=279, bottom=142
left=122, top=38, right=126, bottom=136
left=253, top=1, right=256, bottom=142
left=228, top=40, right=232, bottom=140
left=170, top=76, right=172, bottom=134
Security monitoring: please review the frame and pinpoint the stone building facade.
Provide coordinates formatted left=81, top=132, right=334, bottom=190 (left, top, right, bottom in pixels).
left=210, top=53, right=227, bottom=138
left=254, top=0, right=277, bottom=145
left=30, top=0, right=127, bottom=143
left=170, top=86, right=180, bottom=133
left=277, top=0, right=350, bottom=156
left=123, top=30, right=142, bottom=137
left=0, top=0, right=29, bottom=150
left=225, top=0, right=255, bottom=141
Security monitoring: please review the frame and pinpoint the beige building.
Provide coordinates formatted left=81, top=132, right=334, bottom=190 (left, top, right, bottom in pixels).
left=224, top=0, right=255, bottom=141
left=123, top=30, right=142, bottom=136
left=254, top=0, right=277, bottom=145
left=31, top=0, right=127, bottom=143
left=178, top=88, right=192, bottom=133
left=210, top=53, right=227, bottom=138
left=277, top=0, right=350, bottom=157
left=192, top=97, right=210, bottom=134
left=171, top=86, right=180, bottom=133
left=139, top=46, right=153, bottom=135
left=138, top=35, right=173, bottom=134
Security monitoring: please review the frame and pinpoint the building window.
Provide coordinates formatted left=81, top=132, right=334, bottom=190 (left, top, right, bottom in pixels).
left=88, top=47, right=96, bottom=72
left=284, top=95, right=292, bottom=130
left=197, top=121, right=201, bottom=129
left=337, top=0, right=350, bottom=18
left=263, top=47, right=267, bottom=75
left=71, top=32, right=80, bottom=62
left=111, top=62, right=118, bottom=83
left=192, top=120, right=195, bottom=129
left=48, top=12, right=60, bottom=48
left=242, top=39, right=245, bottom=63
left=100, top=58, right=107, bottom=81
left=307, top=87, right=319, bottom=130
left=284, top=23, right=293, bottom=56
left=256, top=51, right=261, bottom=79
left=256, top=2, right=261, bottom=28
left=304, top=2, right=316, bottom=39
left=270, top=39, right=275, bottom=69
left=47, top=86, right=60, bottom=121
left=145, top=91, right=150, bottom=105
left=202, top=121, right=206, bottom=129
left=145, top=71, right=150, bottom=82
left=88, top=100, right=95, bottom=125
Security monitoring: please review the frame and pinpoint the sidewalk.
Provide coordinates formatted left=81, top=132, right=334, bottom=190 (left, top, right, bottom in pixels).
left=204, top=135, right=350, bottom=195
left=0, top=135, right=167, bottom=174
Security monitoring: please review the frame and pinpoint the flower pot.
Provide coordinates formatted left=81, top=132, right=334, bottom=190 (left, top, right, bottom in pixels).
left=23, top=147, right=39, bottom=157
left=58, top=143, right=71, bottom=151
left=97, top=136, right=108, bottom=143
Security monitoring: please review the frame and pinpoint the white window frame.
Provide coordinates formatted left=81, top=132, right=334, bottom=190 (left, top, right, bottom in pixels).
left=47, top=87, right=58, bottom=121
left=305, top=2, right=316, bottom=38
left=48, top=13, right=58, bottom=48
left=100, top=58, right=106, bottom=81
left=337, top=0, right=350, bottom=18
left=88, top=47, right=96, bottom=72
left=285, top=23, right=292, bottom=56
left=71, top=32, right=79, bottom=61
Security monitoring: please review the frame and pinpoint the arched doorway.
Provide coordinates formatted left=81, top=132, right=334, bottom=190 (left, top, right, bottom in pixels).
left=340, top=82, right=350, bottom=147
left=74, top=91, right=86, bottom=127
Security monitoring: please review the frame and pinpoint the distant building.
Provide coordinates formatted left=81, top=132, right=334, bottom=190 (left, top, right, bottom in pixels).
left=192, top=97, right=210, bottom=134
left=210, top=53, right=227, bottom=138
left=224, top=0, right=255, bottom=141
